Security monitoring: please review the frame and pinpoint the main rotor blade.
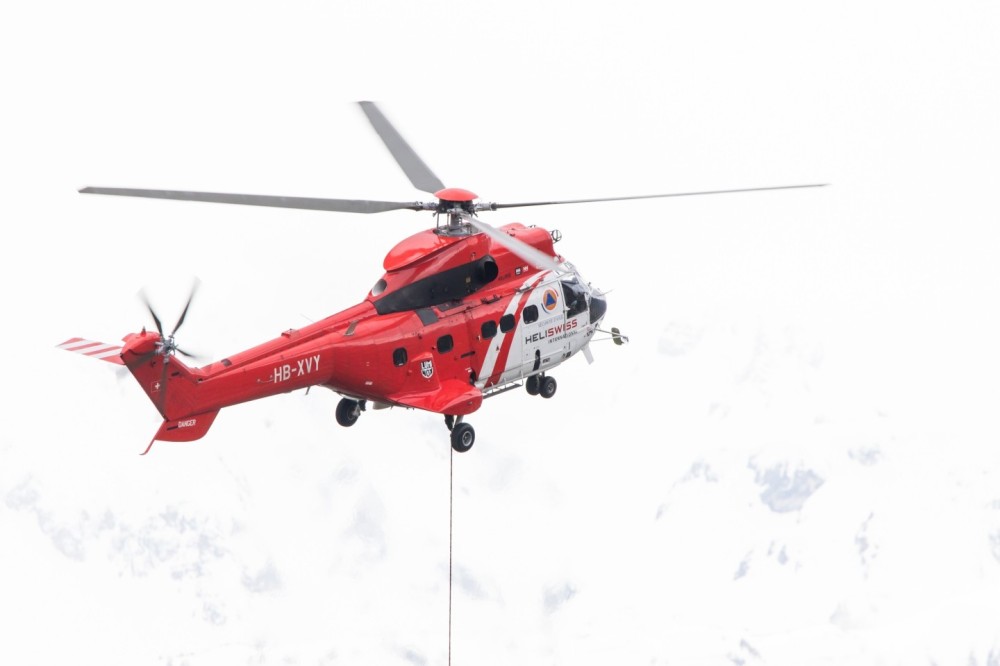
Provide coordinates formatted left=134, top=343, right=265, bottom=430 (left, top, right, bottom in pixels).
left=463, top=214, right=565, bottom=274
left=493, top=184, right=827, bottom=209
left=359, top=101, right=445, bottom=195
left=79, top=187, right=424, bottom=214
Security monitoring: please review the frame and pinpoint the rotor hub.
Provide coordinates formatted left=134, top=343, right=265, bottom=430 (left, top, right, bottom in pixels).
left=434, top=187, right=478, bottom=203
left=432, top=188, right=480, bottom=236
left=156, top=335, right=178, bottom=359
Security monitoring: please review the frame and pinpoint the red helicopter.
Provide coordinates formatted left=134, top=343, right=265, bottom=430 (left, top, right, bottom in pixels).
left=60, top=102, right=822, bottom=454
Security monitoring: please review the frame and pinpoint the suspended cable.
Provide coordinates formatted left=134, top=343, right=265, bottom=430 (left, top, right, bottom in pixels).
left=448, top=445, right=454, bottom=666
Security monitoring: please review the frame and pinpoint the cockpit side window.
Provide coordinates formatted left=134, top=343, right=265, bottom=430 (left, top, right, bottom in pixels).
left=561, top=279, right=588, bottom=317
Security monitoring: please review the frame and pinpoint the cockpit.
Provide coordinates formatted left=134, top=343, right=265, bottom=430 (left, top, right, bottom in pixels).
left=560, top=273, right=607, bottom=324
left=561, top=277, right=589, bottom=317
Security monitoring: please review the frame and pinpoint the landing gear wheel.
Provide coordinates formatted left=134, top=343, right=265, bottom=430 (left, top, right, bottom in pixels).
left=335, top=398, right=361, bottom=427
left=451, top=422, right=475, bottom=453
left=539, top=375, right=557, bottom=399
left=525, top=375, right=540, bottom=396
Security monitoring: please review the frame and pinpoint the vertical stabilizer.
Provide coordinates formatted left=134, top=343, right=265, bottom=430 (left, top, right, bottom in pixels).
left=119, top=330, right=220, bottom=448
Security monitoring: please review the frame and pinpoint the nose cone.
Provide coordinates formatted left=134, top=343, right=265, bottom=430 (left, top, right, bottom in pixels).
left=589, top=293, right=607, bottom=324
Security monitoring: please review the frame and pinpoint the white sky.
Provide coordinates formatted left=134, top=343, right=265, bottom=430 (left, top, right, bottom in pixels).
left=3, top=1, right=1000, bottom=664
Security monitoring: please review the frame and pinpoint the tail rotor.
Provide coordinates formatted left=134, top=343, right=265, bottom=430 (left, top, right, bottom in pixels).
left=138, top=278, right=201, bottom=361
left=131, top=279, right=203, bottom=417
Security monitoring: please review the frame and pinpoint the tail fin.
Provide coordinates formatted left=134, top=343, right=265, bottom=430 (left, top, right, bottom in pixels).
left=117, top=330, right=221, bottom=451
left=60, top=332, right=223, bottom=452
left=119, top=335, right=197, bottom=416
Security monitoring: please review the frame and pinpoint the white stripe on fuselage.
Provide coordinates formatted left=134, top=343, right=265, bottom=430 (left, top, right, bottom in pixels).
left=476, top=271, right=551, bottom=388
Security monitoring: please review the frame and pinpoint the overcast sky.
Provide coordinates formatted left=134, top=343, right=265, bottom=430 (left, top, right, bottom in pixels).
left=3, top=1, right=1000, bottom=664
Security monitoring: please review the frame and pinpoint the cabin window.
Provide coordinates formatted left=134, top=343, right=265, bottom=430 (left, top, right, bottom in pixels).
left=393, top=347, right=408, bottom=367
left=481, top=320, right=497, bottom=339
left=437, top=334, right=454, bottom=353
left=372, top=279, right=387, bottom=297
left=500, top=313, right=515, bottom=333
left=523, top=305, right=539, bottom=324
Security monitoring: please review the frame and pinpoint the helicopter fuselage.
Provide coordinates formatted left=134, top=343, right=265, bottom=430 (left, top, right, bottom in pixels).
left=117, top=222, right=606, bottom=445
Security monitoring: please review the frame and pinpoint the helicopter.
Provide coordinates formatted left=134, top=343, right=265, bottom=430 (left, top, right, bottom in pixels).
left=59, top=101, right=823, bottom=454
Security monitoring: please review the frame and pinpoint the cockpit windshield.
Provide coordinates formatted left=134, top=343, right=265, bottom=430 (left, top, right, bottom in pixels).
left=561, top=277, right=589, bottom=317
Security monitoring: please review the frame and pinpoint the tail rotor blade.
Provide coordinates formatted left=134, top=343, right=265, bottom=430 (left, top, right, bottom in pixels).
left=130, top=348, right=160, bottom=368
left=133, top=279, right=207, bottom=373
left=173, top=345, right=206, bottom=363
left=171, top=278, right=200, bottom=337
left=138, top=289, right=164, bottom=336
left=155, top=357, right=169, bottom=417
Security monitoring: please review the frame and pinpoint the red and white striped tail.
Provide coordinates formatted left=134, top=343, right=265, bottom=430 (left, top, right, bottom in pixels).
left=57, top=337, right=124, bottom=365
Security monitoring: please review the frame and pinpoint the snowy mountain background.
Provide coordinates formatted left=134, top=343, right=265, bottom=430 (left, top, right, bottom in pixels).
left=3, top=1, right=1000, bottom=664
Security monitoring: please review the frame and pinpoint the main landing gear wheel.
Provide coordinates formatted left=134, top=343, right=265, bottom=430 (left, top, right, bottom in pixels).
left=539, top=375, right=557, bottom=399
left=336, top=398, right=361, bottom=427
left=451, top=422, right=475, bottom=453
left=525, top=375, right=540, bottom=396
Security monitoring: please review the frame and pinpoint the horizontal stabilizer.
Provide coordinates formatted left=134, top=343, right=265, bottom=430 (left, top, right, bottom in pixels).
left=153, top=410, right=220, bottom=443
left=57, top=337, right=124, bottom=364
left=141, top=410, right=220, bottom=455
